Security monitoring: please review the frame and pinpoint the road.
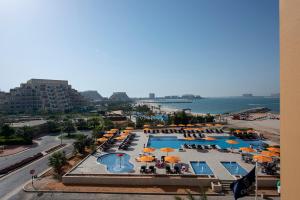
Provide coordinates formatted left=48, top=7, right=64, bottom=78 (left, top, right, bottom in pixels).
left=0, top=131, right=91, bottom=170
left=0, top=131, right=91, bottom=200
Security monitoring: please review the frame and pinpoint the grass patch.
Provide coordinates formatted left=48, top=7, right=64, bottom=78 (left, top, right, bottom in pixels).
left=0, top=136, right=33, bottom=145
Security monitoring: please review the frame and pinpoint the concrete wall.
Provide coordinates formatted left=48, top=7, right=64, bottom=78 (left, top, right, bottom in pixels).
left=62, top=174, right=218, bottom=187
left=257, top=176, right=279, bottom=188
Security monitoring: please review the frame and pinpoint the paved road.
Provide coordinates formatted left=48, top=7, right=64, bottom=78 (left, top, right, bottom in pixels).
left=6, top=192, right=280, bottom=200
left=0, top=131, right=91, bottom=200
left=0, top=131, right=91, bottom=170
left=0, top=144, right=74, bottom=200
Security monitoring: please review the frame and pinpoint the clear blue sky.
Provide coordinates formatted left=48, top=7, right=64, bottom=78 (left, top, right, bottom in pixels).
left=0, top=0, right=279, bottom=98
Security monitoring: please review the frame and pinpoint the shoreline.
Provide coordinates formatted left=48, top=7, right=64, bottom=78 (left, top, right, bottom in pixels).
left=136, top=100, right=280, bottom=117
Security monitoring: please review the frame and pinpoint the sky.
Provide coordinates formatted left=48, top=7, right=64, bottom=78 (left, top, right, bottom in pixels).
left=0, top=0, right=279, bottom=98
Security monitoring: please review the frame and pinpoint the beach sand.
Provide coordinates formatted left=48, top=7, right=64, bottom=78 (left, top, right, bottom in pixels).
left=227, top=118, right=280, bottom=144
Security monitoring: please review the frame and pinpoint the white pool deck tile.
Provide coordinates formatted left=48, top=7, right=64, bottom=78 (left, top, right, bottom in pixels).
left=69, top=131, right=255, bottom=180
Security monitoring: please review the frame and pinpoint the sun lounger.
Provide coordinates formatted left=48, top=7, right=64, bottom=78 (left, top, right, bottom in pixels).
left=174, top=166, right=181, bottom=174
left=197, top=144, right=203, bottom=150
left=193, top=134, right=197, bottom=138
left=149, top=165, right=156, bottom=173
left=191, top=144, right=197, bottom=149
left=165, top=165, right=172, bottom=174
left=140, top=165, right=146, bottom=173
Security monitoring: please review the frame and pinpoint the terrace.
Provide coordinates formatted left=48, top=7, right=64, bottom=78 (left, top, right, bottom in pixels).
left=63, top=126, right=279, bottom=189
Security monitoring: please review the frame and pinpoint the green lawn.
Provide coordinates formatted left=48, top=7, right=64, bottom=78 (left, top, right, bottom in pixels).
left=0, top=135, right=32, bottom=145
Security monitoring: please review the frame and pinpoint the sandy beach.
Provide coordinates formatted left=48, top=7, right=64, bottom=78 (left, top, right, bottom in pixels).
left=227, top=118, right=280, bottom=144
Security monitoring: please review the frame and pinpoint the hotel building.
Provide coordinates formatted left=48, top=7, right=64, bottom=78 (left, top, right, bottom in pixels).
left=0, top=79, right=88, bottom=113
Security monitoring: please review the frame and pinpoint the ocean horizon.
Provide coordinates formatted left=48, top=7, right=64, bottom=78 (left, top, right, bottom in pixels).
left=153, top=96, right=280, bottom=114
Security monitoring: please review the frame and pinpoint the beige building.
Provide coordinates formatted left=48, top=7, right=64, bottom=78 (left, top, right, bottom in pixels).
left=0, top=79, right=88, bottom=113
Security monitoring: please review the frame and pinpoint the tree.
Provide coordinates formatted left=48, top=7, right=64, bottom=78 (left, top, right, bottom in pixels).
left=87, top=117, right=101, bottom=129
left=76, top=118, right=88, bottom=130
left=103, top=119, right=114, bottom=130
left=92, top=124, right=104, bottom=140
left=73, top=135, right=94, bottom=155
left=0, top=124, right=15, bottom=138
left=63, top=120, right=76, bottom=137
left=48, top=151, right=67, bottom=176
left=18, top=126, right=33, bottom=144
left=47, top=120, right=61, bottom=133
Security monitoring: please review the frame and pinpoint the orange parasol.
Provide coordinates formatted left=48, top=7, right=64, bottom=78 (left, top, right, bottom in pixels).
left=235, top=130, right=242, bottom=133
left=160, top=147, right=174, bottom=156
left=178, top=124, right=185, bottom=127
left=203, top=137, right=217, bottom=141
left=267, top=147, right=280, bottom=153
left=226, top=140, right=239, bottom=145
left=253, top=155, right=272, bottom=163
left=143, top=147, right=156, bottom=153
left=261, top=151, right=279, bottom=157
left=125, top=127, right=134, bottom=130
left=206, top=124, right=213, bottom=127
left=115, top=136, right=126, bottom=140
left=184, top=137, right=195, bottom=141
left=165, top=156, right=181, bottom=165
left=138, top=155, right=155, bottom=166
left=240, top=147, right=255, bottom=153
left=143, top=124, right=151, bottom=128
left=156, top=124, right=165, bottom=127
left=169, top=124, right=177, bottom=127
left=97, top=138, right=108, bottom=143
left=103, top=133, right=114, bottom=137
left=187, top=124, right=194, bottom=127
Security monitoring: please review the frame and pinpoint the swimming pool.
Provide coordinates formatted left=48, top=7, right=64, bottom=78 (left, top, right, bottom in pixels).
left=97, top=153, right=134, bottom=173
left=147, top=136, right=263, bottom=149
left=221, top=162, right=248, bottom=176
left=190, top=161, right=214, bottom=175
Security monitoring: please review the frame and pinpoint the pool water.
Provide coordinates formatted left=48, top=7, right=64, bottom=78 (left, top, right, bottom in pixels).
left=97, top=153, right=134, bottom=173
left=147, top=136, right=263, bottom=149
left=190, top=161, right=214, bottom=175
left=221, top=162, right=248, bottom=176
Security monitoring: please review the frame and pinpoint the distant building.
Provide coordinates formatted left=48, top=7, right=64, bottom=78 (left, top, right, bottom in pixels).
left=182, top=94, right=195, bottom=99
left=149, top=93, right=155, bottom=99
left=242, top=93, right=253, bottom=97
left=0, top=79, right=88, bottom=113
left=109, top=92, right=130, bottom=101
left=80, top=90, right=103, bottom=102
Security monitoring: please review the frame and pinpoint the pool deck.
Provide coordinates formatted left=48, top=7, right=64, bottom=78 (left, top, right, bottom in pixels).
left=68, top=131, right=256, bottom=181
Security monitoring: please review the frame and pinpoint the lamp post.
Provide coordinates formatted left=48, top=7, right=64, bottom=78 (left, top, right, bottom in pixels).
left=60, top=127, right=63, bottom=145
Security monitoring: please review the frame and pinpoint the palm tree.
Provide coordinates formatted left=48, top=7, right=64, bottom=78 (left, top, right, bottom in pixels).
left=92, top=124, right=104, bottom=140
left=48, top=151, right=67, bottom=176
left=63, top=120, right=76, bottom=137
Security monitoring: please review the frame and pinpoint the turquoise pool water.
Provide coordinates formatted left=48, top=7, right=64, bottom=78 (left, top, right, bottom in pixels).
left=97, top=153, right=134, bottom=173
left=147, top=136, right=263, bottom=149
left=190, top=161, right=214, bottom=175
left=221, top=162, right=248, bottom=176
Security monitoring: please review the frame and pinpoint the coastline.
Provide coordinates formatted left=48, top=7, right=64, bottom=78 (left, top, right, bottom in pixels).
left=136, top=101, right=213, bottom=116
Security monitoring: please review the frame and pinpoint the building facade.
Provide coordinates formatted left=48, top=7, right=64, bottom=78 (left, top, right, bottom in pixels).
left=109, top=92, right=130, bottom=101
left=149, top=93, right=155, bottom=99
left=0, top=79, right=88, bottom=113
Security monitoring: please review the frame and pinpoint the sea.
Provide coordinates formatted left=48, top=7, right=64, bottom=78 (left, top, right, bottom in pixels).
left=154, top=97, right=280, bottom=114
